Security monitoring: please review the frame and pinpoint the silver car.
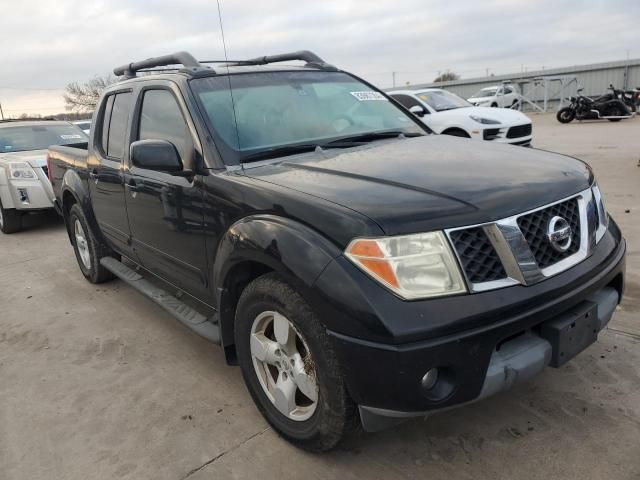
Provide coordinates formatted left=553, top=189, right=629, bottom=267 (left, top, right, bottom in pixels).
left=0, top=120, right=88, bottom=233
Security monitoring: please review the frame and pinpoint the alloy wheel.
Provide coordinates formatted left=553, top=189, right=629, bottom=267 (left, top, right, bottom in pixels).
left=74, top=219, right=91, bottom=269
left=250, top=311, right=318, bottom=421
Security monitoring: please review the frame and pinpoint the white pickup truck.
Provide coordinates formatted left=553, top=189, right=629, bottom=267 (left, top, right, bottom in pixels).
left=0, top=120, right=88, bottom=233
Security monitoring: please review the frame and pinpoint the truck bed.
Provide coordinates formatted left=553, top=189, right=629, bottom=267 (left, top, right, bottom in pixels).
left=48, top=143, right=90, bottom=206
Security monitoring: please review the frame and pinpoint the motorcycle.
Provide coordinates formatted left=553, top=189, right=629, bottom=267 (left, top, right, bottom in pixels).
left=556, top=86, right=634, bottom=123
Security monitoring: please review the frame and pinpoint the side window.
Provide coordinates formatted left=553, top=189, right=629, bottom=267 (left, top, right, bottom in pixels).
left=504, top=86, right=513, bottom=94
left=99, top=92, right=132, bottom=159
left=392, top=94, right=422, bottom=109
left=138, top=90, right=191, bottom=161
left=100, top=95, right=115, bottom=155
left=107, top=93, right=132, bottom=159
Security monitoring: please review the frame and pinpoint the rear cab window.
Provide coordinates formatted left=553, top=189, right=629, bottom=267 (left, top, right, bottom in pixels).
left=99, top=92, right=132, bottom=159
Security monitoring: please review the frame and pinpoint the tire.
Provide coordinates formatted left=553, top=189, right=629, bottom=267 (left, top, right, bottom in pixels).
left=607, top=105, right=624, bottom=122
left=68, top=204, right=115, bottom=283
left=0, top=198, right=22, bottom=234
left=235, top=273, right=355, bottom=452
left=442, top=129, right=470, bottom=138
left=491, top=102, right=498, bottom=108
left=556, top=107, right=575, bottom=124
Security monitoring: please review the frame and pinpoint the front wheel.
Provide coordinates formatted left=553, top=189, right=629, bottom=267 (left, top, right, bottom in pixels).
left=235, top=273, right=355, bottom=452
left=556, top=107, right=576, bottom=123
left=0, top=198, right=22, bottom=234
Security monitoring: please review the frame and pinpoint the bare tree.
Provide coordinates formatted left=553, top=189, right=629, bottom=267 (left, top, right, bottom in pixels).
left=433, top=71, right=460, bottom=83
left=63, top=75, right=115, bottom=112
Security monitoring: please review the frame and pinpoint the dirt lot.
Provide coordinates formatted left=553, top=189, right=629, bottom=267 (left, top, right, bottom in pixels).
left=1, top=114, right=639, bottom=480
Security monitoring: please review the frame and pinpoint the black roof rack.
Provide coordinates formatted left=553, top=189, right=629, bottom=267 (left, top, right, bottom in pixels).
left=113, top=50, right=336, bottom=78
left=113, top=51, right=208, bottom=78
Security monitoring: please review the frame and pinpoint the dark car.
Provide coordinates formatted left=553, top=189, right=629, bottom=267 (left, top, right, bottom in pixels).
left=47, top=51, right=625, bottom=452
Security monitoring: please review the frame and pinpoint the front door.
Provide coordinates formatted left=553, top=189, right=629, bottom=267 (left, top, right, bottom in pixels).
left=124, top=87, right=209, bottom=299
left=88, top=91, right=135, bottom=257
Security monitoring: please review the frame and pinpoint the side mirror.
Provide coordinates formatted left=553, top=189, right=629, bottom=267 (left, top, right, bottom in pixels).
left=409, top=105, right=427, bottom=117
left=130, top=139, right=183, bottom=173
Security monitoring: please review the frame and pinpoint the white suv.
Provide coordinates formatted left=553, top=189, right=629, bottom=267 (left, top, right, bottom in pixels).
left=389, top=88, right=532, bottom=146
left=467, top=84, right=519, bottom=108
left=0, top=120, right=88, bottom=233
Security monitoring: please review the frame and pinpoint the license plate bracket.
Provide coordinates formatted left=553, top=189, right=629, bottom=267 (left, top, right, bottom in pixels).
left=540, top=301, right=600, bottom=368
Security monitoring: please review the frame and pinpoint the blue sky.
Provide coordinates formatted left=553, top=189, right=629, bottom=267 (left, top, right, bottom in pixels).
left=0, top=0, right=638, bottom=115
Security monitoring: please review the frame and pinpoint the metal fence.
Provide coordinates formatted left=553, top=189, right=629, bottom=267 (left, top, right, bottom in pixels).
left=386, top=58, right=640, bottom=112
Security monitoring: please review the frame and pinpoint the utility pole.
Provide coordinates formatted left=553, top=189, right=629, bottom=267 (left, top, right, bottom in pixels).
left=0, top=101, right=4, bottom=120
left=392, top=71, right=397, bottom=88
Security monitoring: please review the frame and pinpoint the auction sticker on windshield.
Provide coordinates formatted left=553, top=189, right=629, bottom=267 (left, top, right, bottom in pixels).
left=350, top=91, right=387, bottom=101
left=60, top=134, right=83, bottom=140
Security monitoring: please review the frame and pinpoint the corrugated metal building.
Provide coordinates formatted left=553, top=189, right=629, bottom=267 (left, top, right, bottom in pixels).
left=387, top=58, right=640, bottom=111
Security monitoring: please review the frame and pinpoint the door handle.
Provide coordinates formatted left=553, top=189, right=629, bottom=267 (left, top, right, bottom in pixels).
left=126, top=178, right=140, bottom=197
left=89, top=169, right=98, bottom=183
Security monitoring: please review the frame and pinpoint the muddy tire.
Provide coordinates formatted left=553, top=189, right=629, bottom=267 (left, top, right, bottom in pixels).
left=235, top=273, right=355, bottom=452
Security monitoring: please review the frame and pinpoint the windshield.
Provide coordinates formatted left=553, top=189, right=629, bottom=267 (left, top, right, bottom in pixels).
left=416, top=90, right=472, bottom=111
left=472, top=88, right=498, bottom=98
left=0, top=124, right=88, bottom=153
left=191, top=71, right=424, bottom=163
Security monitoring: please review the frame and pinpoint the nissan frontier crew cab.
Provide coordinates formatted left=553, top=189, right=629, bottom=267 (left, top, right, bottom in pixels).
left=48, top=51, right=625, bottom=452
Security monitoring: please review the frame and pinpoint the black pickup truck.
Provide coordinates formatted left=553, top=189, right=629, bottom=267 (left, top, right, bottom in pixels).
left=48, top=50, right=625, bottom=451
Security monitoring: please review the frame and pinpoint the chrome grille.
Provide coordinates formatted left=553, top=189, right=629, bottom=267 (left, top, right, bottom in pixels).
left=447, top=188, right=597, bottom=293
left=449, top=228, right=506, bottom=283
left=517, top=198, right=580, bottom=268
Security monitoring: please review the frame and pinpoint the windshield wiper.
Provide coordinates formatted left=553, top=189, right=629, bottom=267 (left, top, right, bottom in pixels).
left=323, top=130, right=424, bottom=146
left=241, top=144, right=321, bottom=163
left=241, top=131, right=425, bottom=163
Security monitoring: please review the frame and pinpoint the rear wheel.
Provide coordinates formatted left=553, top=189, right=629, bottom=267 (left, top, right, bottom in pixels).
left=235, top=273, right=354, bottom=452
left=491, top=102, right=498, bottom=108
left=0, top=199, right=22, bottom=234
left=556, top=107, right=575, bottom=123
left=68, top=204, right=115, bottom=283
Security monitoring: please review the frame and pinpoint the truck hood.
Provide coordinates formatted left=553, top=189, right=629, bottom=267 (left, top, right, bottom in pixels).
left=244, top=135, right=592, bottom=235
left=0, top=149, right=48, bottom=168
left=438, top=106, right=530, bottom=125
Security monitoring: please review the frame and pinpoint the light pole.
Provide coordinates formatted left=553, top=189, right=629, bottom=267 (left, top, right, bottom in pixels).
left=0, top=101, right=4, bottom=120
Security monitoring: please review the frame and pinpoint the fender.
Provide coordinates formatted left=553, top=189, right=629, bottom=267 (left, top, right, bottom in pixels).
left=60, top=168, right=102, bottom=244
left=212, top=214, right=343, bottom=349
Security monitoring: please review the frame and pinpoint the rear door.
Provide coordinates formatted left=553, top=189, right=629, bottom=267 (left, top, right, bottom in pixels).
left=87, top=91, right=135, bottom=257
left=124, top=84, right=209, bottom=298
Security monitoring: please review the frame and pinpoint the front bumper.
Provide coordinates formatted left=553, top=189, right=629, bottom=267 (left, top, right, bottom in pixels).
left=317, top=227, right=625, bottom=431
left=357, top=286, right=618, bottom=431
left=1, top=167, right=55, bottom=211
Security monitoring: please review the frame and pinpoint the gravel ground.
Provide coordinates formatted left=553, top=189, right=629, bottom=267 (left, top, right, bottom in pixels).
left=1, top=113, right=639, bottom=480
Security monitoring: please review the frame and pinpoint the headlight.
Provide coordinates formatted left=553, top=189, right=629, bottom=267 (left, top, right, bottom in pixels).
left=9, top=162, right=36, bottom=179
left=592, top=183, right=608, bottom=243
left=470, top=115, right=501, bottom=125
left=345, top=232, right=466, bottom=299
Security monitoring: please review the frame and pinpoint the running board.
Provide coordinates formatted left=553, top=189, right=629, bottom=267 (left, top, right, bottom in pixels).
left=100, top=256, right=220, bottom=344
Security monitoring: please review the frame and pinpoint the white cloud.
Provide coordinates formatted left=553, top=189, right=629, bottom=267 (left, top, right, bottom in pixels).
left=0, top=0, right=637, bottom=115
